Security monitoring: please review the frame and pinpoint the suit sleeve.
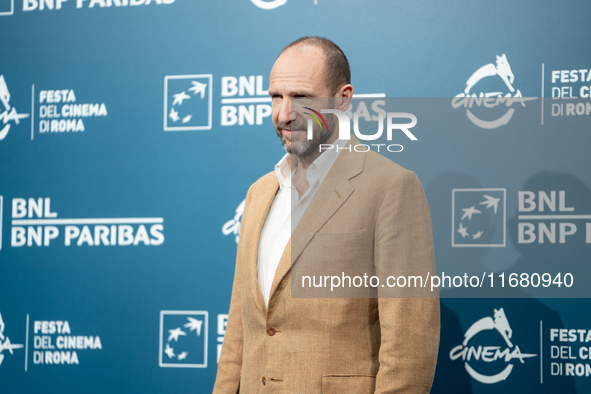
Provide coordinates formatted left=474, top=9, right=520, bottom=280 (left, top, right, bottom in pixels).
left=212, top=187, right=253, bottom=394
left=374, top=170, right=440, bottom=394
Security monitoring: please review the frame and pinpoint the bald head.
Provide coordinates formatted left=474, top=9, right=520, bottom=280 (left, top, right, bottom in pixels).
left=278, top=36, right=351, bottom=95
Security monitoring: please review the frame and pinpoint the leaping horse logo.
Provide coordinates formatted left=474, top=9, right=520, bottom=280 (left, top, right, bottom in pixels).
left=463, top=307, right=513, bottom=348
left=464, top=54, right=515, bottom=94
left=0, top=75, right=30, bottom=141
left=452, top=54, right=536, bottom=129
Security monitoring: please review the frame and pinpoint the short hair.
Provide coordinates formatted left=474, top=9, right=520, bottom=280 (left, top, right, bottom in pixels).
left=280, top=36, right=351, bottom=95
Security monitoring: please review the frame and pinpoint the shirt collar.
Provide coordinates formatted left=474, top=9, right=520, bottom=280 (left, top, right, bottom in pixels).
left=274, top=138, right=349, bottom=190
left=275, top=154, right=294, bottom=190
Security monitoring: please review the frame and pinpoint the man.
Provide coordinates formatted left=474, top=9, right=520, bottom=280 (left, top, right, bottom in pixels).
left=213, top=37, right=439, bottom=393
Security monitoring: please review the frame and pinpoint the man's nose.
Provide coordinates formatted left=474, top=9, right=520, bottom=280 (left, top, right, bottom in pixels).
left=277, top=98, right=295, bottom=124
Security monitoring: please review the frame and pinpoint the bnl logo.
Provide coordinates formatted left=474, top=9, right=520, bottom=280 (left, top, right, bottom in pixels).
left=0, top=0, right=14, bottom=16
left=452, top=189, right=506, bottom=247
left=159, top=311, right=208, bottom=368
left=164, top=75, right=212, bottom=131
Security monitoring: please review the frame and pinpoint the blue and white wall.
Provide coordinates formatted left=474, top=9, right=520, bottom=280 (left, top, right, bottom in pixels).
left=1, top=0, right=590, bottom=392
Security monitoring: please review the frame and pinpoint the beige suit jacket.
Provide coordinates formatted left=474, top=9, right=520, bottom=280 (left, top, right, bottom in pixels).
left=213, top=139, right=440, bottom=393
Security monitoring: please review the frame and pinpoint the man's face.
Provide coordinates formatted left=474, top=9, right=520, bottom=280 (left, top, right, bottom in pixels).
left=269, top=47, right=335, bottom=157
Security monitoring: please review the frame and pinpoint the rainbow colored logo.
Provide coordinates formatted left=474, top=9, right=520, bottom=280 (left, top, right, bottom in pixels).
left=303, top=107, right=328, bottom=132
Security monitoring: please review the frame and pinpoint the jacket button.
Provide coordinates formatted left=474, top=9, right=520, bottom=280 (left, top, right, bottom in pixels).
left=262, top=376, right=266, bottom=385
left=266, top=327, right=276, bottom=336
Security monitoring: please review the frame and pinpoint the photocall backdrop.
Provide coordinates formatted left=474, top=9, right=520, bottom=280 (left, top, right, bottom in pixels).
left=1, top=0, right=590, bottom=392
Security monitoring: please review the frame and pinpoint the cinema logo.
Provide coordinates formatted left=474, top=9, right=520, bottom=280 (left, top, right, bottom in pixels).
left=0, top=75, right=30, bottom=141
left=304, top=104, right=417, bottom=153
left=8, top=197, right=164, bottom=248
left=452, top=54, right=536, bottom=129
left=0, top=312, right=24, bottom=367
left=450, top=308, right=536, bottom=384
left=250, top=0, right=320, bottom=9
left=250, top=0, right=287, bottom=10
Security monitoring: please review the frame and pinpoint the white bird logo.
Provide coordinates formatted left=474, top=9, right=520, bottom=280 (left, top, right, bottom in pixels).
left=167, top=327, right=186, bottom=342
left=479, top=195, right=500, bottom=214
left=184, top=317, right=203, bottom=336
left=172, top=92, right=191, bottom=106
left=461, top=206, right=481, bottom=221
left=188, top=81, right=207, bottom=98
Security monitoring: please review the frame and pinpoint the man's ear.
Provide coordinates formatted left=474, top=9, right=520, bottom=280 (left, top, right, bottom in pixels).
left=335, top=84, right=353, bottom=111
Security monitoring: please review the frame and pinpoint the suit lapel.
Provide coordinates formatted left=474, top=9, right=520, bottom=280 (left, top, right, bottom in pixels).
left=268, top=138, right=365, bottom=308
left=243, top=173, right=279, bottom=315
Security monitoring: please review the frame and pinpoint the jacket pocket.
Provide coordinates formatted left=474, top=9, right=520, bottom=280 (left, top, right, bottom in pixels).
left=321, top=374, right=376, bottom=393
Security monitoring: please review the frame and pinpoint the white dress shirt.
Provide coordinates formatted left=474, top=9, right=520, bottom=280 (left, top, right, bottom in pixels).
left=257, top=140, right=347, bottom=307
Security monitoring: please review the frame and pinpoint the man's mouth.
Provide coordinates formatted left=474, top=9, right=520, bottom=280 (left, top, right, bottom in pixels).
left=283, top=129, right=306, bottom=141
left=282, top=128, right=304, bottom=135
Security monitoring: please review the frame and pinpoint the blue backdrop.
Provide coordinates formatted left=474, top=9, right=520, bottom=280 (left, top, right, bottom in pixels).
left=1, top=0, right=590, bottom=392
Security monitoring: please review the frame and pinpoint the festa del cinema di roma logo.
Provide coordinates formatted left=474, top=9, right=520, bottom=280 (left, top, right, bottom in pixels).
left=450, top=308, right=537, bottom=384
left=0, top=311, right=102, bottom=368
left=1, top=73, right=108, bottom=140
left=452, top=54, right=536, bottom=129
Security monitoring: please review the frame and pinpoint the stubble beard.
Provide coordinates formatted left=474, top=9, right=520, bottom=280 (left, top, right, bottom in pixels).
left=276, top=115, right=335, bottom=158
